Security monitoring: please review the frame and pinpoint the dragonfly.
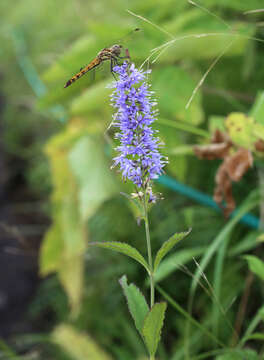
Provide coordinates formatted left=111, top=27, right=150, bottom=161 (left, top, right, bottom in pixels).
left=64, top=29, right=140, bottom=88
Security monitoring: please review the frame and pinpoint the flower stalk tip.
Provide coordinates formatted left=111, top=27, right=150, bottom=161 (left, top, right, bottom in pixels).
left=110, top=62, right=167, bottom=201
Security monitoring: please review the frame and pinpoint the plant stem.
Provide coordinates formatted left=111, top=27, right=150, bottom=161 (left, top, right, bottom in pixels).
left=143, top=194, right=155, bottom=308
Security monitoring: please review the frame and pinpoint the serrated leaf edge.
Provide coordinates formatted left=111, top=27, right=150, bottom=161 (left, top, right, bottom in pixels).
left=90, top=241, right=150, bottom=274
left=119, top=275, right=149, bottom=335
left=154, top=228, right=191, bottom=272
left=142, top=302, right=167, bottom=357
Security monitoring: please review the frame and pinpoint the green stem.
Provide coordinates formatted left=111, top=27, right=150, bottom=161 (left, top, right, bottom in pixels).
left=143, top=192, right=155, bottom=360
left=143, top=193, right=155, bottom=308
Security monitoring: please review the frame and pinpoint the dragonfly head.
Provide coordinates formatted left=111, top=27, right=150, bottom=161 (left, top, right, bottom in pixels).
left=110, top=44, right=122, bottom=57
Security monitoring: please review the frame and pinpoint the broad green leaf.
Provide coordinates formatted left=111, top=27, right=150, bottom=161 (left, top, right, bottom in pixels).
left=158, top=118, right=209, bottom=138
left=153, top=247, right=205, bottom=283
left=243, top=255, right=264, bottom=281
left=209, top=115, right=226, bottom=133
left=155, top=120, right=188, bottom=182
left=168, top=145, right=195, bottom=156
left=42, top=36, right=97, bottom=83
left=152, top=67, right=204, bottom=125
left=90, top=241, right=150, bottom=273
left=142, top=302, right=167, bottom=357
left=201, top=0, right=264, bottom=12
left=68, top=136, right=118, bottom=221
left=215, top=349, right=259, bottom=360
left=70, top=79, right=112, bottom=118
left=228, top=231, right=259, bottom=257
left=52, top=324, right=112, bottom=360
left=119, top=275, right=149, bottom=335
left=242, top=332, right=264, bottom=341
left=153, top=22, right=254, bottom=63
left=154, top=229, right=191, bottom=272
left=250, top=91, right=264, bottom=124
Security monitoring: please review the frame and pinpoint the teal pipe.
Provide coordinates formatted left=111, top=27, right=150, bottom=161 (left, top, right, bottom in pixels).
left=157, top=175, right=259, bottom=229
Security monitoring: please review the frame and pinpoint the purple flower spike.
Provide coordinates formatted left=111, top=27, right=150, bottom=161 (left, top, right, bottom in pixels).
left=110, top=62, right=167, bottom=198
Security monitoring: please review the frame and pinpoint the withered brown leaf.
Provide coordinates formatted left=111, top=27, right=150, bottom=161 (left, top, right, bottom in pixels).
left=193, top=130, right=232, bottom=160
left=194, top=130, right=253, bottom=217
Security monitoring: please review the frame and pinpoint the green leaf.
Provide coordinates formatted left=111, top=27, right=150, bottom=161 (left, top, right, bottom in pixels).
left=240, top=305, right=264, bottom=346
left=215, top=349, right=259, bottom=360
left=119, top=275, right=149, bottom=335
left=209, top=115, right=226, bottom=133
left=52, top=324, right=113, bottom=360
left=90, top=241, right=150, bottom=274
left=142, top=302, right=167, bottom=357
left=153, top=247, right=205, bottom=283
left=250, top=91, right=264, bottom=124
left=243, top=255, right=264, bottom=281
left=154, top=20, right=254, bottom=62
left=201, top=0, right=264, bottom=12
left=68, top=136, right=118, bottom=221
left=152, top=67, right=204, bottom=125
left=228, top=231, right=259, bottom=257
left=242, top=332, right=264, bottom=341
left=190, top=190, right=259, bottom=295
left=70, top=80, right=111, bottom=117
left=154, top=229, right=191, bottom=272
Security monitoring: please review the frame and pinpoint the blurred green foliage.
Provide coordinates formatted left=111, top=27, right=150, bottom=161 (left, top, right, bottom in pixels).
left=1, top=0, right=264, bottom=359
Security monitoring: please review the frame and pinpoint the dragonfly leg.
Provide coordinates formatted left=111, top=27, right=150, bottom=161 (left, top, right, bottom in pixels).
left=118, top=48, right=130, bottom=60
left=125, top=48, right=130, bottom=59
left=90, top=68, right=96, bottom=82
left=110, top=58, right=118, bottom=80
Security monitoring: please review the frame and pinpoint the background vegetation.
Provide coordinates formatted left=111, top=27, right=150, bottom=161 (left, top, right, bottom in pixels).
left=0, top=0, right=264, bottom=358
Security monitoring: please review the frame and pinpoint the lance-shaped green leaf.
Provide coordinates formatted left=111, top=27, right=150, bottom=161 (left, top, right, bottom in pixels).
left=154, top=229, right=191, bottom=272
left=142, top=302, right=167, bottom=357
left=90, top=242, right=150, bottom=274
left=243, top=255, right=264, bottom=281
left=119, top=275, right=149, bottom=335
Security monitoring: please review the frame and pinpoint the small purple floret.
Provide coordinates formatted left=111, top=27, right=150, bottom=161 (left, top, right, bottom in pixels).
left=110, top=62, right=167, bottom=191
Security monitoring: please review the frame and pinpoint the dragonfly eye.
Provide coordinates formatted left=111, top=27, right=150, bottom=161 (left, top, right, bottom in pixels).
left=111, top=44, right=122, bottom=56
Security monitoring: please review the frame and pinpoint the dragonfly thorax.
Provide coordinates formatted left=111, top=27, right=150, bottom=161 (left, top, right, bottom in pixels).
left=109, top=44, right=122, bottom=56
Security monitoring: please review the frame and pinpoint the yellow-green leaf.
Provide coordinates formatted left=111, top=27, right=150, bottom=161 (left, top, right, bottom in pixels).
left=40, top=118, right=118, bottom=313
left=52, top=324, right=112, bottom=360
left=243, top=255, right=264, bottom=281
